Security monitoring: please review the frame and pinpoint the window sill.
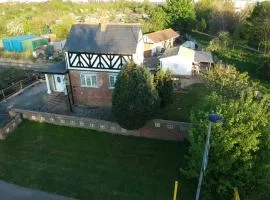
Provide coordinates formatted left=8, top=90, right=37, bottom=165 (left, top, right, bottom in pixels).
left=81, top=85, right=99, bottom=88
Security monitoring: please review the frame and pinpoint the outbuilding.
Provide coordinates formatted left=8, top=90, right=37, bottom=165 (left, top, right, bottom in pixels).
left=159, top=45, right=213, bottom=76
left=143, top=28, right=179, bottom=57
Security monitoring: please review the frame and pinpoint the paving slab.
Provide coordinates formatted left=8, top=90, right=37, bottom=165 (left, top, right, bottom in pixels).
left=0, top=180, right=75, bottom=200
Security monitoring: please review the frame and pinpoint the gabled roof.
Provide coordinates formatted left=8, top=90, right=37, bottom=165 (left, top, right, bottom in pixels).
left=144, top=28, right=179, bottom=43
left=159, top=46, right=180, bottom=58
left=194, top=51, right=213, bottom=63
left=64, top=24, right=141, bottom=54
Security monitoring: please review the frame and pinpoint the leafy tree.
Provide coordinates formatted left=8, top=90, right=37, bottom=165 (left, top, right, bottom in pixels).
left=112, top=63, right=159, bottom=130
left=164, top=0, right=196, bottom=31
left=207, top=31, right=231, bottom=52
left=154, top=68, right=173, bottom=108
left=203, top=64, right=250, bottom=98
left=196, top=18, right=207, bottom=32
left=144, top=6, right=166, bottom=33
left=209, top=0, right=239, bottom=34
left=257, top=58, right=270, bottom=82
left=195, top=0, right=214, bottom=31
left=182, top=65, right=270, bottom=199
left=243, top=1, right=270, bottom=52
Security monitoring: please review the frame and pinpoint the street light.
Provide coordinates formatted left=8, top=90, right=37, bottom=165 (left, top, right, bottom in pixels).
left=195, top=113, right=222, bottom=200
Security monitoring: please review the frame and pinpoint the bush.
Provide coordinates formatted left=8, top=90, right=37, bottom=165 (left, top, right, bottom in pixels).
left=257, top=58, right=270, bottom=82
left=208, top=31, right=231, bottom=52
left=112, top=63, right=159, bottom=130
left=154, top=68, right=173, bottom=108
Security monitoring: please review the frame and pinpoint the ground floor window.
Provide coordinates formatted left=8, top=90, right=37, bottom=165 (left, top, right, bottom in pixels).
left=108, top=73, right=118, bottom=89
left=80, top=73, right=98, bottom=88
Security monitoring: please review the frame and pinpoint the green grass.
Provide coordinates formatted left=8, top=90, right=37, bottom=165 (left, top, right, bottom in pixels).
left=214, top=48, right=265, bottom=76
left=157, top=84, right=210, bottom=122
left=0, top=121, right=195, bottom=200
left=190, top=31, right=267, bottom=78
left=189, top=31, right=214, bottom=47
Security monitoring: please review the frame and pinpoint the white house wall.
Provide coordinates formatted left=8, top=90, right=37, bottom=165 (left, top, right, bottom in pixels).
left=143, top=35, right=154, bottom=44
left=160, top=56, right=193, bottom=76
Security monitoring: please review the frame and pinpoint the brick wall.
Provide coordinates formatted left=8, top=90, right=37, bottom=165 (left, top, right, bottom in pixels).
left=10, top=108, right=189, bottom=141
left=69, top=70, right=114, bottom=107
left=0, top=115, right=22, bottom=140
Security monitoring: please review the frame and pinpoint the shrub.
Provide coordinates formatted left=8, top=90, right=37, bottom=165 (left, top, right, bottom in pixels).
left=257, top=58, right=270, bottom=82
left=208, top=31, right=231, bottom=52
left=112, top=63, right=159, bottom=130
left=154, top=68, right=173, bottom=108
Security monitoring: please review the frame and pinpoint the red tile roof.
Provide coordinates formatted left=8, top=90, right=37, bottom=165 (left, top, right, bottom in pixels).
left=145, top=28, right=179, bottom=43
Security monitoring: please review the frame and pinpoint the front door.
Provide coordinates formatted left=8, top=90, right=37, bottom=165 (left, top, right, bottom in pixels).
left=54, top=75, right=65, bottom=92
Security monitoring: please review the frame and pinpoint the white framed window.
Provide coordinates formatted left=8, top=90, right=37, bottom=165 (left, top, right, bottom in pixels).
left=108, top=73, right=118, bottom=89
left=80, top=73, right=98, bottom=88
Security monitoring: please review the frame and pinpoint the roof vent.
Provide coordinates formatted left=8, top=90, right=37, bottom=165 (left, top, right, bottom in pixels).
left=99, top=23, right=107, bottom=32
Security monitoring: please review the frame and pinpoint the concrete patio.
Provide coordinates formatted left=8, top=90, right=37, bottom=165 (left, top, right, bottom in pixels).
left=0, top=81, right=114, bottom=127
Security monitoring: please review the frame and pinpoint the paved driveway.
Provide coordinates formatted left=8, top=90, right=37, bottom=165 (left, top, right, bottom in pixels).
left=0, top=180, right=75, bottom=200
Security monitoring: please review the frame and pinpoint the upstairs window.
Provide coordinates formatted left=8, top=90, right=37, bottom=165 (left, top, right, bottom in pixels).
left=109, top=74, right=118, bottom=89
left=80, top=73, right=98, bottom=88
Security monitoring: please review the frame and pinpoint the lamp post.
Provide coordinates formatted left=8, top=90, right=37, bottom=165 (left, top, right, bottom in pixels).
left=195, top=113, right=222, bottom=200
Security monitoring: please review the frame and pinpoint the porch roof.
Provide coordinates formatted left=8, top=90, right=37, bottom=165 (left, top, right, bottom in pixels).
left=38, top=62, right=67, bottom=74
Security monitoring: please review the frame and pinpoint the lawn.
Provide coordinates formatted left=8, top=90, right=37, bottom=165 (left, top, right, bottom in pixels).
left=0, top=121, right=195, bottom=200
left=157, top=83, right=210, bottom=122
left=189, top=30, right=214, bottom=47
left=189, top=31, right=269, bottom=78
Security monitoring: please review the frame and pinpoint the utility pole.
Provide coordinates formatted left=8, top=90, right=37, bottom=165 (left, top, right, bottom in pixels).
left=195, top=114, right=222, bottom=200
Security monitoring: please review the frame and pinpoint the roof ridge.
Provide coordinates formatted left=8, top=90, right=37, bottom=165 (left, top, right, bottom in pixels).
left=145, top=28, right=173, bottom=35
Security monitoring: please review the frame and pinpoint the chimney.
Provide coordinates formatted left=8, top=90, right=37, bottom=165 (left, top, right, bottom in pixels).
left=99, top=22, right=107, bottom=32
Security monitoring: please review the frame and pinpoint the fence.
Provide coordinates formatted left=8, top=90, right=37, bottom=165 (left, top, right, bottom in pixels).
left=0, top=114, right=22, bottom=140
left=0, top=74, right=44, bottom=101
left=9, top=109, right=190, bottom=141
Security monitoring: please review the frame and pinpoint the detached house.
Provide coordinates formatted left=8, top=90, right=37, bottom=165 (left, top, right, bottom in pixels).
left=42, top=23, right=144, bottom=107
left=143, top=28, right=179, bottom=57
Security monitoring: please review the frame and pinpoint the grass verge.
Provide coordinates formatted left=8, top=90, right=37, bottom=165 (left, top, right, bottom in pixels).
left=0, top=121, right=195, bottom=200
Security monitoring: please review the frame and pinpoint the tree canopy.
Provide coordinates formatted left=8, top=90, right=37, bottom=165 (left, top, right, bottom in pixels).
left=182, top=65, right=270, bottom=199
left=243, top=1, right=270, bottom=52
left=112, top=63, right=159, bottom=130
left=164, top=0, right=196, bottom=31
left=154, top=68, right=173, bottom=108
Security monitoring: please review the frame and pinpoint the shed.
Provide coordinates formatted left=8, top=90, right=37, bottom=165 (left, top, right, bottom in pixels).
left=143, top=28, right=179, bottom=57
left=22, top=37, right=49, bottom=52
left=159, top=45, right=213, bottom=76
left=2, top=35, right=37, bottom=52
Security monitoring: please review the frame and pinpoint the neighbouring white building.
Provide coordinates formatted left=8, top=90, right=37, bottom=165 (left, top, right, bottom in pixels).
left=159, top=45, right=213, bottom=76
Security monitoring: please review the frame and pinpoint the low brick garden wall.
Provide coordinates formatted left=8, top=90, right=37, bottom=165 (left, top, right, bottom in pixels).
left=0, top=115, right=22, bottom=140
left=9, top=108, right=190, bottom=141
